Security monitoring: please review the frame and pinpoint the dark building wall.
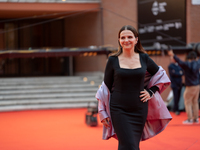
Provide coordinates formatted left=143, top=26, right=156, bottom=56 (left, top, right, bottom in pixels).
left=19, top=22, right=32, bottom=49
left=19, top=20, right=64, bottom=49
left=0, top=23, right=4, bottom=50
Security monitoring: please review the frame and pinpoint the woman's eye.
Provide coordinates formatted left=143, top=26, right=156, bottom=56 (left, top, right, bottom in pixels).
left=128, top=36, right=133, bottom=39
left=121, top=37, right=125, bottom=39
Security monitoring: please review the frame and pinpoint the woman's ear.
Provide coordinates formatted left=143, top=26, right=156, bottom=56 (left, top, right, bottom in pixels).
left=118, top=39, right=122, bottom=47
left=136, top=37, right=138, bottom=44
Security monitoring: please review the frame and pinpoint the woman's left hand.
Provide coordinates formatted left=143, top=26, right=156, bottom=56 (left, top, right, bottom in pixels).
left=140, top=89, right=150, bottom=102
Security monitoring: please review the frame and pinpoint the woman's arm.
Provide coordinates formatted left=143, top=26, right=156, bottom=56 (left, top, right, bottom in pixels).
left=146, top=54, right=159, bottom=95
left=99, top=57, right=114, bottom=128
left=104, top=57, right=114, bottom=92
left=140, top=54, right=159, bottom=102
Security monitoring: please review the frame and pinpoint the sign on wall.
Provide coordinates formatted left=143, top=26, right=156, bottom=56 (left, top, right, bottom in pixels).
left=138, top=0, right=186, bottom=47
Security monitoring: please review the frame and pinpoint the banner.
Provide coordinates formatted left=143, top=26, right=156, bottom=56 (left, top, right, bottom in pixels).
left=138, top=0, right=186, bottom=47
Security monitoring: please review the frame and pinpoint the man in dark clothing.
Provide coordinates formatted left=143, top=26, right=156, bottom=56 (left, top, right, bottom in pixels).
left=168, top=50, right=200, bottom=124
left=168, top=57, right=183, bottom=115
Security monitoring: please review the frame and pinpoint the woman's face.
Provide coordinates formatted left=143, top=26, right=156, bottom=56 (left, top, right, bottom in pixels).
left=119, top=30, right=138, bottom=51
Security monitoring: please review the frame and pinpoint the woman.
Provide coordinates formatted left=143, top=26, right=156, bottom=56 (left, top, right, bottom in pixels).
left=96, top=25, right=171, bottom=150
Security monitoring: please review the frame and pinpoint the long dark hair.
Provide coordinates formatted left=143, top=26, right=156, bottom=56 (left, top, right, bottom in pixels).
left=110, top=25, right=146, bottom=56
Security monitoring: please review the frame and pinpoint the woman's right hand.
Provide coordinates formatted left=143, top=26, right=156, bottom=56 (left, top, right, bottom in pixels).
left=101, top=117, right=110, bottom=128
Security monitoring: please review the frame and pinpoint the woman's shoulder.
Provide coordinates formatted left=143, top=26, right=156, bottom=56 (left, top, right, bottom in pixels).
left=140, top=52, right=148, bottom=57
left=139, top=52, right=149, bottom=60
left=108, top=55, right=117, bottom=61
left=106, top=56, right=117, bottom=66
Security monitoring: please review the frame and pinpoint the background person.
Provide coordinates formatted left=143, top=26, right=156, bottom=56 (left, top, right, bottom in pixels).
left=168, top=50, right=200, bottom=124
left=168, top=56, right=183, bottom=115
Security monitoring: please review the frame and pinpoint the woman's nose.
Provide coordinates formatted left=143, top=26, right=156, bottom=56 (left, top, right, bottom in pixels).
left=125, top=38, right=128, bottom=41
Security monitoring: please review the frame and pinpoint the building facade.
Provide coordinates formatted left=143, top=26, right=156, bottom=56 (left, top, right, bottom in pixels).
left=0, top=0, right=199, bottom=78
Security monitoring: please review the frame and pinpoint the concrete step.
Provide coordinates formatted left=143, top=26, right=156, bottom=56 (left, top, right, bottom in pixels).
left=0, top=92, right=96, bottom=100
left=0, top=80, right=95, bottom=86
left=0, top=87, right=98, bottom=95
left=0, top=76, right=102, bottom=84
left=0, top=83, right=101, bottom=90
left=0, top=97, right=96, bottom=105
left=0, top=102, right=98, bottom=112
left=0, top=76, right=102, bottom=81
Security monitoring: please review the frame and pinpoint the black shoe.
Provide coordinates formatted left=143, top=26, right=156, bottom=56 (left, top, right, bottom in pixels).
left=175, top=111, right=180, bottom=115
left=193, top=118, right=199, bottom=124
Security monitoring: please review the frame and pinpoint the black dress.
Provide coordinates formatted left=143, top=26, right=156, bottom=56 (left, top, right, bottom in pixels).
left=104, top=53, right=159, bottom=150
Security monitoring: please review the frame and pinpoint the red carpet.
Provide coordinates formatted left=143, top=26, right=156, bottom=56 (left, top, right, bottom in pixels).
left=0, top=108, right=199, bottom=150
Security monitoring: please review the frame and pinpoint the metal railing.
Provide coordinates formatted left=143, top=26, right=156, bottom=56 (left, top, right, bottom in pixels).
left=0, top=0, right=100, bottom=3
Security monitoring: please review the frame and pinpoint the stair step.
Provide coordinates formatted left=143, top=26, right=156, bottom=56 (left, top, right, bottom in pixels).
left=0, top=76, right=102, bottom=81
left=0, top=93, right=96, bottom=100
left=0, top=77, right=102, bottom=85
left=0, top=81, right=92, bottom=86
left=0, top=97, right=96, bottom=105
left=0, top=102, right=97, bottom=112
left=0, top=84, right=101, bottom=90
left=0, top=88, right=98, bottom=95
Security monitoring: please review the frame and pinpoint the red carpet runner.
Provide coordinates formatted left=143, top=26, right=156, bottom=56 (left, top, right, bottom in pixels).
left=0, top=108, right=199, bottom=150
